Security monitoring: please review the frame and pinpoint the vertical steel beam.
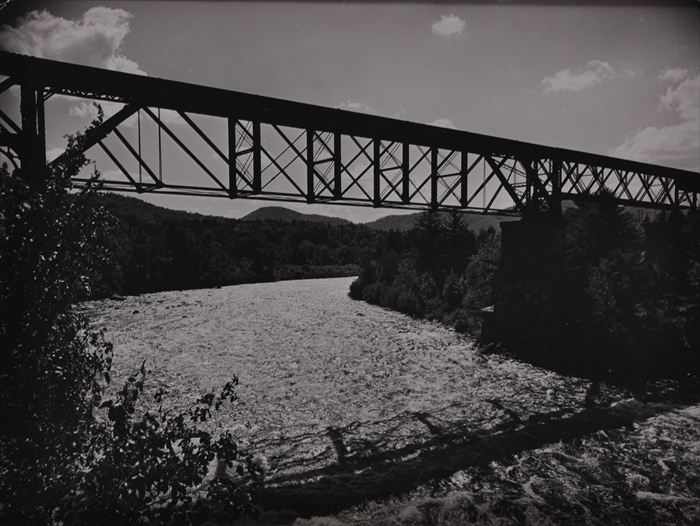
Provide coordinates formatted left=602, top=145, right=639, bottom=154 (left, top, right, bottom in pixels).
left=37, top=89, right=46, bottom=170
left=373, top=138, right=381, bottom=206
left=674, top=181, right=679, bottom=210
left=430, top=146, right=438, bottom=209
left=306, top=129, right=315, bottom=203
left=227, top=117, right=237, bottom=197
left=524, top=157, right=536, bottom=212
left=333, top=132, right=341, bottom=198
left=20, top=80, right=36, bottom=152
left=20, top=77, right=46, bottom=183
left=460, top=151, right=468, bottom=208
left=252, top=120, right=261, bottom=193
left=551, top=158, right=562, bottom=217
left=401, top=142, right=410, bottom=203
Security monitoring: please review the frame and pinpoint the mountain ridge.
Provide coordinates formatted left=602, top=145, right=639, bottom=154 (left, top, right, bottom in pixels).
left=241, top=206, right=515, bottom=231
left=239, top=206, right=352, bottom=225
left=98, top=194, right=516, bottom=232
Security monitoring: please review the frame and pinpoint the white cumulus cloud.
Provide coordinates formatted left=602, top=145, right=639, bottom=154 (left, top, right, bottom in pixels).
left=46, top=146, right=64, bottom=162
left=612, top=72, right=700, bottom=169
left=659, top=68, right=688, bottom=83
left=0, top=8, right=184, bottom=128
left=0, top=7, right=145, bottom=74
left=431, top=14, right=465, bottom=37
left=660, top=73, right=700, bottom=122
left=541, top=60, right=616, bottom=93
left=335, top=100, right=379, bottom=115
left=430, top=118, right=457, bottom=129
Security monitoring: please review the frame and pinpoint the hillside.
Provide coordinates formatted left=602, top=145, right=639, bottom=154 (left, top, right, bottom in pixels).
left=362, top=213, right=421, bottom=231
left=82, top=194, right=382, bottom=297
left=242, top=205, right=516, bottom=232
left=96, top=192, right=231, bottom=225
left=98, top=195, right=658, bottom=237
left=240, top=206, right=352, bottom=225
left=363, top=211, right=517, bottom=232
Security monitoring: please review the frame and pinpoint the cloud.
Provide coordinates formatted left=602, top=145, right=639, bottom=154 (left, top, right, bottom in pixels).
left=0, top=7, right=150, bottom=125
left=335, top=103, right=458, bottom=132
left=430, top=118, right=457, bottom=129
left=612, top=73, right=699, bottom=169
left=335, top=100, right=379, bottom=115
left=69, top=101, right=101, bottom=119
left=541, top=60, right=616, bottom=93
left=46, top=146, right=64, bottom=162
left=659, top=68, right=688, bottom=83
left=0, top=7, right=145, bottom=74
left=67, top=99, right=182, bottom=131
left=612, top=121, right=699, bottom=165
left=431, top=14, right=465, bottom=37
left=660, top=73, right=699, bottom=121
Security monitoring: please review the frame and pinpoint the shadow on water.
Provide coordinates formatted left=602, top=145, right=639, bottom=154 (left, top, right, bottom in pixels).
left=257, top=399, right=685, bottom=517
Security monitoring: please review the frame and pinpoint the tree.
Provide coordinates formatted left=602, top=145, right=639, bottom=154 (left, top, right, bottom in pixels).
left=0, top=114, right=261, bottom=524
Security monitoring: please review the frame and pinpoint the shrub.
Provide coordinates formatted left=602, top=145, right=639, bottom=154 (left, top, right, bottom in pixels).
left=362, top=282, right=382, bottom=304
left=380, top=283, right=400, bottom=308
left=348, top=276, right=365, bottom=300
left=442, top=271, right=464, bottom=310
left=461, top=231, right=500, bottom=310
left=395, top=289, right=424, bottom=317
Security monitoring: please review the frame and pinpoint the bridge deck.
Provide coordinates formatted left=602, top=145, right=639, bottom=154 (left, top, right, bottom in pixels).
left=1, top=51, right=698, bottom=214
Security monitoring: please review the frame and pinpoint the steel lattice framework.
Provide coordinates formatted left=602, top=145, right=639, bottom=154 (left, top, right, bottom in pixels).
left=1, top=51, right=698, bottom=215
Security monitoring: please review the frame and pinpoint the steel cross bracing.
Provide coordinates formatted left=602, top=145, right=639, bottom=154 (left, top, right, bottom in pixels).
left=1, top=51, right=698, bottom=214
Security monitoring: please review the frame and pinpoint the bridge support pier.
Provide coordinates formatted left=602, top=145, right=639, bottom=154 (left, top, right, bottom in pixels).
left=489, top=217, right=571, bottom=370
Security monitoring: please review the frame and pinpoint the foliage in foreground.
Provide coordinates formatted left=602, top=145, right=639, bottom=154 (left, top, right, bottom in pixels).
left=0, top=117, right=260, bottom=524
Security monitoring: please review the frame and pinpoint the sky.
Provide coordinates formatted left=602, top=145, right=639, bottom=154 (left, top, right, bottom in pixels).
left=0, top=0, right=699, bottom=222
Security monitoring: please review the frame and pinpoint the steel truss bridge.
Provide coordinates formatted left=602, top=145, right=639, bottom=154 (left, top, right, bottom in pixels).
left=1, top=51, right=699, bottom=216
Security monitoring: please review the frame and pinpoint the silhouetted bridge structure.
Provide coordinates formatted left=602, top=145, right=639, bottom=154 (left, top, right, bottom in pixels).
left=1, top=51, right=699, bottom=215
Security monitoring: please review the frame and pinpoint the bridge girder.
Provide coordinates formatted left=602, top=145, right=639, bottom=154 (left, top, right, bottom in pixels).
left=1, top=51, right=698, bottom=214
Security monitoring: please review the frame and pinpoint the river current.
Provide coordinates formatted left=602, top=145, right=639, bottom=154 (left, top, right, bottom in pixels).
left=83, top=277, right=588, bottom=477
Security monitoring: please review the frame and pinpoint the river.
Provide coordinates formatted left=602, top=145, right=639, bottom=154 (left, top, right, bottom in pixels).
left=80, top=277, right=700, bottom=523
left=82, top=276, right=588, bottom=478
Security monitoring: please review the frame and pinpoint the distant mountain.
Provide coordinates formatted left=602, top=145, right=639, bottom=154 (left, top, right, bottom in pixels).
left=96, top=193, right=224, bottom=224
left=240, top=206, right=352, bottom=225
left=241, top=205, right=519, bottom=232
left=362, top=213, right=420, bottom=232
left=100, top=195, right=656, bottom=236
left=363, top=211, right=517, bottom=232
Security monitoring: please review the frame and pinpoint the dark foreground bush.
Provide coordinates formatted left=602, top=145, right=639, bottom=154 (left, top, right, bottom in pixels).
left=0, top=114, right=260, bottom=524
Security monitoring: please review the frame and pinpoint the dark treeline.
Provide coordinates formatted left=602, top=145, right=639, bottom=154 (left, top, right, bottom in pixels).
left=349, top=197, right=700, bottom=392
left=349, top=211, right=499, bottom=329
left=497, top=197, right=700, bottom=390
left=89, top=194, right=384, bottom=297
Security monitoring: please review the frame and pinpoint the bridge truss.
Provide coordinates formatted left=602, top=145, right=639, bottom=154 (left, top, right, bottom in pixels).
left=1, top=51, right=698, bottom=215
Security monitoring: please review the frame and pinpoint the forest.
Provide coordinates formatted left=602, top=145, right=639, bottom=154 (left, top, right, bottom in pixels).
left=88, top=193, right=383, bottom=297
left=349, top=198, right=700, bottom=394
